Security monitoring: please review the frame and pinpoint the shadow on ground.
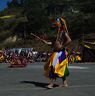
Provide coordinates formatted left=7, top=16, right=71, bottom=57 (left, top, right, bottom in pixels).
left=20, top=81, right=58, bottom=89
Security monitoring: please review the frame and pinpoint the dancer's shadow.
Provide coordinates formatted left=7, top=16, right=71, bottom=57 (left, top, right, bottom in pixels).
left=20, top=81, right=58, bottom=89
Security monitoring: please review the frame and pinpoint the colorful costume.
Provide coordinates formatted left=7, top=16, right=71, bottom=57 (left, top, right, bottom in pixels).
left=44, top=49, right=69, bottom=79
left=44, top=17, right=70, bottom=80
left=10, top=51, right=27, bottom=68
left=0, top=51, right=5, bottom=63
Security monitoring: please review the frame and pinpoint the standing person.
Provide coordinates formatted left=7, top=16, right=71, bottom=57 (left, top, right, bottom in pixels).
left=44, top=17, right=71, bottom=89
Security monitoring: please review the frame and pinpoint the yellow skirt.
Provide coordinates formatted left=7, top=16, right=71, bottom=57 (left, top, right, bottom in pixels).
left=44, top=50, right=69, bottom=79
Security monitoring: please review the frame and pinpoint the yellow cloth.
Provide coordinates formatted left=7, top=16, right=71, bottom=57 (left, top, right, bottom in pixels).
left=44, top=51, right=69, bottom=77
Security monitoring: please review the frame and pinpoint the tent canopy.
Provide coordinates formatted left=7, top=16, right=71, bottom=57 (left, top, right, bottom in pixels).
left=81, top=33, right=95, bottom=62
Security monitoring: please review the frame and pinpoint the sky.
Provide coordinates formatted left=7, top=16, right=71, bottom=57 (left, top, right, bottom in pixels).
left=0, top=0, right=12, bottom=11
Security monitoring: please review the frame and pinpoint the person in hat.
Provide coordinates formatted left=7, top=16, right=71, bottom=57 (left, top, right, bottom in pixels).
left=44, top=17, right=71, bottom=89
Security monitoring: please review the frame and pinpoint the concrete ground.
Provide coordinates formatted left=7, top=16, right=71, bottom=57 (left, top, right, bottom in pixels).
left=0, top=62, right=95, bottom=96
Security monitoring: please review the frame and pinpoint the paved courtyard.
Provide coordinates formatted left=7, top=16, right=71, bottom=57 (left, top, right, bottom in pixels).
left=0, top=62, right=95, bottom=96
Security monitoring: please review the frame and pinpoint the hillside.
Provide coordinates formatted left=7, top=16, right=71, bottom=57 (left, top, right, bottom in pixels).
left=0, top=0, right=95, bottom=51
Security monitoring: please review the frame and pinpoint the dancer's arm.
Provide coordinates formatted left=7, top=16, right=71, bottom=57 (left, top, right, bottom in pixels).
left=42, top=39, right=52, bottom=45
left=31, top=33, right=52, bottom=45
left=63, top=32, right=71, bottom=47
left=61, top=18, right=71, bottom=47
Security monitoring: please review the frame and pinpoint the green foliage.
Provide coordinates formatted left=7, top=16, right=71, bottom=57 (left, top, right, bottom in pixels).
left=0, top=0, right=95, bottom=49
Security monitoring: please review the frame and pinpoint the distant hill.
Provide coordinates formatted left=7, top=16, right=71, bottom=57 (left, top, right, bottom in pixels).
left=0, top=0, right=95, bottom=51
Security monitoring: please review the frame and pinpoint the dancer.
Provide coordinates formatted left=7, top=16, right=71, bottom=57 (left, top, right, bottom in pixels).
left=44, top=17, right=71, bottom=89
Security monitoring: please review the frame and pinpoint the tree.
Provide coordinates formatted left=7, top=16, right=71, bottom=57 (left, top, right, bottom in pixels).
left=2, top=0, right=95, bottom=41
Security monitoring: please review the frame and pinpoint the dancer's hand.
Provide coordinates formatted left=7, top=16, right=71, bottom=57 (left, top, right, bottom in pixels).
left=43, top=40, right=52, bottom=45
